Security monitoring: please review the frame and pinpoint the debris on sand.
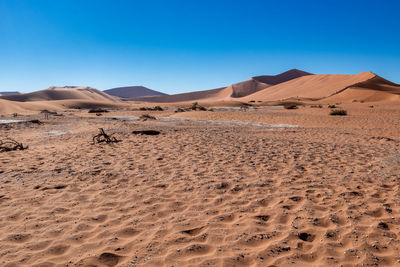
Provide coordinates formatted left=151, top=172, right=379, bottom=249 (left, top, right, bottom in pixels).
left=28, top=119, right=42, bottom=124
left=40, top=110, right=58, bottom=115
left=139, top=114, right=156, bottom=121
left=139, top=106, right=164, bottom=111
left=0, top=138, right=28, bottom=152
left=132, top=130, right=160, bottom=135
left=283, top=103, right=298, bottom=109
left=190, top=102, right=207, bottom=111
left=174, top=107, right=186, bottom=113
left=92, top=128, right=120, bottom=144
left=174, top=103, right=208, bottom=113
left=88, top=108, right=109, bottom=113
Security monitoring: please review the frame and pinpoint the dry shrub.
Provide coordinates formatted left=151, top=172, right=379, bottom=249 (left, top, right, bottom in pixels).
left=329, top=109, right=347, bottom=116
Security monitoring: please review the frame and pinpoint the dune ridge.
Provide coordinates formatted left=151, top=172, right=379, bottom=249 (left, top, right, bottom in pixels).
left=0, top=91, right=20, bottom=96
left=1, top=70, right=399, bottom=115
left=241, top=72, right=400, bottom=103
left=132, top=69, right=312, bottom=103
left=0, top=86, right=118, bottom=103
left=104, top=86, right=168, bottom=98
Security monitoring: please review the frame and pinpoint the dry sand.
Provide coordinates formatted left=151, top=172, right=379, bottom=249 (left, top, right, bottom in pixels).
left=0, top=87, right=118, bottom=103
left=0, top=103, right=399, bottom=266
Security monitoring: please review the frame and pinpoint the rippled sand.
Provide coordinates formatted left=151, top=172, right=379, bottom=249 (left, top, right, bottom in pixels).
left=0, top=104, right=399, bottom=266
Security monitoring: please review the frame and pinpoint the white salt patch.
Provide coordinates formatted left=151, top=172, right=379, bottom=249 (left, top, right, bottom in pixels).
left=109, top=116, right=140, bottom=121
left=0, top=119, right=26, bottom=124
left=159, top=117, right=298, bottom=128
left=40, top=130, right=72, bottom=136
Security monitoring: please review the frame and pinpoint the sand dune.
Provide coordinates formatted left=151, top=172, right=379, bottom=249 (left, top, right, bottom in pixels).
left=252, top=69, right=312, bottom=85
left=0, top=99, right=29, bottom=114
left=0, top=86, right=118, bottom=102
left=104, top=86, right=168, bottom=98
left=241, top=72, right=375, bottom=101
left=132, top=69, right=312, bottom=103
left=323, top=88, right=400, bottom=103
left=134, top=70, right=400, bottom=104
left=241, top=72, right=400, bottom=103
left=132, top=87, right=225, bottom=103
left=0, top=91, right=20, bottom=96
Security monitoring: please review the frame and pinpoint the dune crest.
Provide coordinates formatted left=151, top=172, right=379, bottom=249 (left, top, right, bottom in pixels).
left=131, top=69, right=312, bottom=103
left=104, top=86, right=168, bottom=98
left=0, top=86, right=118, bottom=102
left=241, top=72, right=400, bottom=103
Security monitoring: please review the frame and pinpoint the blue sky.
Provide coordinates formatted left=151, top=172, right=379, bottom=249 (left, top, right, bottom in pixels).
left=1, top=0, right=399, bottom=93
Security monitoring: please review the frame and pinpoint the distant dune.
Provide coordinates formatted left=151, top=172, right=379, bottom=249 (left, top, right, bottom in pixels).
left=252, top=69, right=312, bottom=85
left=0, top=91, right=21, bottom=96
left=0, top=86, right=118, bottom=102
left=132, top=87, right=224, bottom=103
left=104, top=86, right=167, bottom=98
left=1, top=70, right=399, bottom=115
left=132, top=69, right=312, bottom=103
left=132, top=69, right=400, bottom=104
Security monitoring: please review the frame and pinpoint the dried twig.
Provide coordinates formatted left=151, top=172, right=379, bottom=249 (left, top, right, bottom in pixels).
left=92, top=128, right=120, bottom=144
left=0, top=138, right=28, bottom=152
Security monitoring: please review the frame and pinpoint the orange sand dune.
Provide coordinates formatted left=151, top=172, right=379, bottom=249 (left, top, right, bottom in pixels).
left=133, top=69, right=311, bottom=103
left=323, top=87, right=400, bottom=103
left=241, top=72, right=379, bottom=102
left=0, top=86, right=118, bottom=102
left=0, top=99, right=29, bottom=114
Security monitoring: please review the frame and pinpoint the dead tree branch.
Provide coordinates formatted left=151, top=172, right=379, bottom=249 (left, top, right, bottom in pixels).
left=92, top=128, right=120, bottom=144
left=0, top=138, right=28, bottom=152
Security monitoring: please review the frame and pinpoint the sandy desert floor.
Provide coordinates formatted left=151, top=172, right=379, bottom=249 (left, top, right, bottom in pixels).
left=0, top=104, right=399, bottom=266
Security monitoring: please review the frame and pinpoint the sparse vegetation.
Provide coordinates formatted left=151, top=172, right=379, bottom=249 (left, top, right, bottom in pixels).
left=190, top=102, right=206, bottom=110
left=174, top=103, right=208, bottom=113
left=190, top=102, right=199, bottom=110
left=190, top=102, right=207, bottom=110
left=174, top=107, right=186, bottom=113
left=139, top=114, right=156, bottom=121
left=88, top=108, right=109, bottom=113
left=329, top=109, right=347, bottom=116
left=310, top=105, right=323, bottom=108
left=283, top=103, right=298, bottom=109
left=248, top=100, right=255, bottom=103
left=328, top=105, right=337, bottom=108
left=139, top=106, right=164, bottom=111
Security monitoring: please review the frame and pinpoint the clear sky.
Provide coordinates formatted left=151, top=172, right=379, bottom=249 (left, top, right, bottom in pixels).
left=1, top=0, right=399, bottom=94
